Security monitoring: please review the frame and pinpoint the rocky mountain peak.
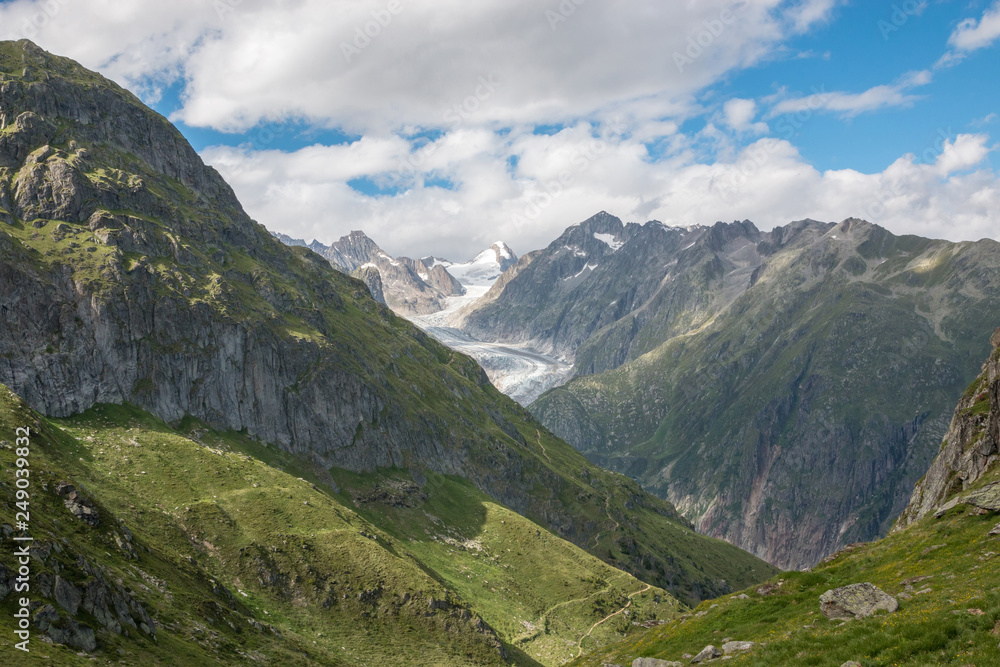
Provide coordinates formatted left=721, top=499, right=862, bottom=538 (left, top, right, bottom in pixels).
left=489, top=241, right=517, bottom=271
left=568, top=210, right=624, bottom=235
left=705, top=219, right=761, bottom=251
left=1, top=41, right=245, bottom=223
left=324, top=230, right=383, bottom=271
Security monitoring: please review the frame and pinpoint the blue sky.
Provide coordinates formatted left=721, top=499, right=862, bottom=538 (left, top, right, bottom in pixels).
left=1, top=0, right=998, bottom=259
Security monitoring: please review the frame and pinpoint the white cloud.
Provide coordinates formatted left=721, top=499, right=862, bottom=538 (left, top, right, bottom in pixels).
left=1, top=0, right=996, bottom=260
left=768, top=71, right=930, bottom=118
left=723, top=98, right=758, bottom=131
left=205, top=129, right=999, bottom=259
left=937, top=1, right=1000, bottom=68
left=948, top=1, right=1000, bottom=52
left=0, top=0, right=842, bottom=134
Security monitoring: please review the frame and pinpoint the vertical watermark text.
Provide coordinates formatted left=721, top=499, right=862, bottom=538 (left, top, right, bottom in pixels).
left=11, top=426, right=32, bottom=653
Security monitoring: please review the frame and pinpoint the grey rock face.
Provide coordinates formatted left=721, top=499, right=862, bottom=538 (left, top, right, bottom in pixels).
left=897, top=329, right=1000, bottom=527
left=721, top=641, right=754, bottom=654
left=632, top=658, right=683, bottom=667
left=819, top=583, right=898, bottom=619
left=690, top=645, right=721, bottom=663
left=53, top=576, right=81, bottom=615
left=351, top=265, right=386, bottom=305
left=32, top=604, right=97, bottom=652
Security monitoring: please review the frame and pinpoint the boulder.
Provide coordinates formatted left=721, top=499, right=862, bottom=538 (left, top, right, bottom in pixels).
left=632, top=659, right=683, bottom=667
left=690, top=645, right=721, bottom=663
left=820, top=583, right=898, bottom=619
left=841, top=662, right=862, bottom=667
left=756, top=582, right=780, bottom=596
left=721, top=641, right=755, bottom=654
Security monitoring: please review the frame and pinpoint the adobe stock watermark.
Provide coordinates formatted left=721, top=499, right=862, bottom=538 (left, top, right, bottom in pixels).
left=397, top=74, right=501, bottom=174
left=511, top=118, right=627, bottom=225
left=341, top=0, right=404, bottom=64
left=674, top=1, right=748, bottom=73
left=878, top=1, right=925, bottom=40
left=11, top=426, right=33, bottom=653
left=443, top=75, right=501, bottom=125
left=16, top=0, right=71, bottom=40
left=546, top=0, right=588, bottom=31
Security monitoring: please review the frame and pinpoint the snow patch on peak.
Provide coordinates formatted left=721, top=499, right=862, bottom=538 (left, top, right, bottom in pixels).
left=377, top=251, right=400, bottom=267
left=593, top=232, right=624, bottom=251
left=444, top=242, right=518, bottom=287
left=563, top=263, right=598, bottom=281
left=492, top=241, right=514, bottom=260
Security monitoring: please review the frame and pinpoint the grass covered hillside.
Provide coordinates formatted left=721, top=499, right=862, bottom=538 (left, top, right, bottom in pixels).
left=0, top=384, right=688, bottom=665
left=574, top=504, right=1000, bottom=666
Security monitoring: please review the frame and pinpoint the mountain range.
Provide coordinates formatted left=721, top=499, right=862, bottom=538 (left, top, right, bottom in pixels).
left=273, top=230, right=517, bottom=314
left=0, top=39, right=774, bottom=665
left=452, top=211, right=1000, bottom=569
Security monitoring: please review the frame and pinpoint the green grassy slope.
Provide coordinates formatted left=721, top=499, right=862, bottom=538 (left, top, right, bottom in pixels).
left=0, top=386, right=506, bottom=665
left=574, top=503, right=1000, bottom=666
left=0, top=384, right=692, bottom=665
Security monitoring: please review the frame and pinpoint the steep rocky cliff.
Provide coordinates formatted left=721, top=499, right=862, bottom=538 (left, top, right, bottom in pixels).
left=0, top=39, right=773, bottom=603
left=895, top=327, right=1000, bottom=527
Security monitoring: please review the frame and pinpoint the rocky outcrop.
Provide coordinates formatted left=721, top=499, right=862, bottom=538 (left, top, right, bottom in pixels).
left=896, top=327, right=1000, bottom=527
left=632, top=658, right=683, bottom=667
left=33, top=605, right=97, bottom=652
left=351, top=264, right=386, bottom=304
left=55, top=483, right=99, bottom=527
left=721, top=641, right=755, bottom=654
left=689, top=645, right=721, bottom=663
left=819, top=583, right=898, bottom=619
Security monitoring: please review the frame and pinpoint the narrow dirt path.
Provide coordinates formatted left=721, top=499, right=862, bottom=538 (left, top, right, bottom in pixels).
left=535, top=429, right=552, bottom=463
left=590, top=494, right=621, bottom=549
left=575, top=584, right=652, bottom=658
left=509, top=583, right=616, bottom=645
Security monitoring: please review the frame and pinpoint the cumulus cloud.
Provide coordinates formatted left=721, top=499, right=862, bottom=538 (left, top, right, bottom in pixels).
left=723, top=98, right=759, bottom=131
left=205, top=128, right=999, bottom=260
left=0, top=0, right=842, bottom=133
